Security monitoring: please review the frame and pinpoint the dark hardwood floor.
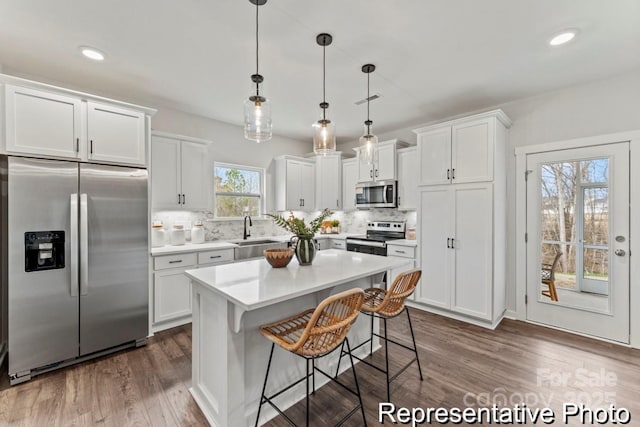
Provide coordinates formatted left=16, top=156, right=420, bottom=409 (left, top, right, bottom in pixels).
left=1, top=309, right=639, bottom=426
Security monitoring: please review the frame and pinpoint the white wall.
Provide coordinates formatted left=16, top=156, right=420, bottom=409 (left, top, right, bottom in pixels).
left=339, top=69, right=640, bottom=312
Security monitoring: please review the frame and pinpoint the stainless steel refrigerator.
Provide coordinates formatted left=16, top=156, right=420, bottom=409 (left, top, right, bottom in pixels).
left=1, top=156, right=148, bottom=384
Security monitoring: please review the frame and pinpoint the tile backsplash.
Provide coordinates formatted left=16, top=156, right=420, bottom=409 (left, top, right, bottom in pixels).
left=152, top=209, right=417, bottom=242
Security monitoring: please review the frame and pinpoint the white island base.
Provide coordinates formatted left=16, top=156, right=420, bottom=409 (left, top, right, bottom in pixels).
left=185, top=250, right=413, bottom=427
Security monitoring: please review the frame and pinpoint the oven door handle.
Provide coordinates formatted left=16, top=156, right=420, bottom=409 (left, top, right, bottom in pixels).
left=346, top=239, right=386, bottom=248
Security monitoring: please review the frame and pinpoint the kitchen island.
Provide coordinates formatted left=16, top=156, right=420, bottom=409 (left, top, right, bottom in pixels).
left=185, top=249, right=413, bottom=426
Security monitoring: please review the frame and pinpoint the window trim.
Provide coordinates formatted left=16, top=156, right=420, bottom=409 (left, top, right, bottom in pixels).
left=214, top=161, right=266, bottom=219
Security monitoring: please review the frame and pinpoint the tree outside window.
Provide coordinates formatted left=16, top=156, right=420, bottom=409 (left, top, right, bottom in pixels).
left=214, top=163, right=263, bottom=217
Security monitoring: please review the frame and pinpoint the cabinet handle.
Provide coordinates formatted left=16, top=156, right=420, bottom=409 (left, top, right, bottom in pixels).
left=395, top=250, right=406, bottom=254
left=336, top=199, right=339, bottom=207
left=182, top=194, right=185, bottom=204
left=90, top=140, right=93, bottom=154
left=299, top=198, right=302, bottom=207
left=210, top=255, right=222, bottom=259
left=452, top=168, right=455, bottom=180
left=370, top=170, right=373, bottom=178
left=447, top=238, right=451, bottom=248
left=169, top=260, right=183, bottom=264
left=451, top=238, right=455, bottom=249
left=302, top=198, right=305, bottom=207
left=375, top=169, right=379, bottom=178
left=178, top=194, right=181, bottom=205
left=398, top=196, right=401, bottom=205
left=447, top=169, right=450, bottom=180
left=76, top=138, right=80, bottom=153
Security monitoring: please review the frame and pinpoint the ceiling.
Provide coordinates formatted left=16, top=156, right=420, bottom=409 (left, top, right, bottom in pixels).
left=1, top=0, right=639, bottom=143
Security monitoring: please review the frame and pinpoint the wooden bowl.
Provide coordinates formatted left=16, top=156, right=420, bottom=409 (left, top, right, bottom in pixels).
left=263, top=248, right=294, bottom=268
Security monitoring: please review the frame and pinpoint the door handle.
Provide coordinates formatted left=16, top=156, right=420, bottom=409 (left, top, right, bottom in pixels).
left=80, top=193, right=89, bottom=296
left=70, top=193, right=79, bottom=297
left=614, top=249, right=626, bottom=257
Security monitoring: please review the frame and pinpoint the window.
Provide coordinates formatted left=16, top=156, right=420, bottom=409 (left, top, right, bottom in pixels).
left=214, top=163, right=264, bottom=218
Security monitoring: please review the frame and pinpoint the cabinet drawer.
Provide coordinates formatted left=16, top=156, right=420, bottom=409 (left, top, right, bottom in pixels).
left=198, top=248, right=234, bottom=265
left=387, top=245, right=416, bottom=259
left=154, top=253, right=197, bottom=270
left=330, top=239, right=346, bottom=250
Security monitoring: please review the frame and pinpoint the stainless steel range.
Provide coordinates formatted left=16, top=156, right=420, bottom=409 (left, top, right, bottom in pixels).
left=346, top=221, right=406, bottom=256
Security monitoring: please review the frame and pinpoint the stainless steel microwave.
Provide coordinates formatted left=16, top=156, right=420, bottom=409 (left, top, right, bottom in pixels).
left=355, top=180, right=397, bottom=208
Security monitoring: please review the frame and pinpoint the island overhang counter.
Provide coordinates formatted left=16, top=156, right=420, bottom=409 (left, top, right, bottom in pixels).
left=185, top=249, right=413, bottom=426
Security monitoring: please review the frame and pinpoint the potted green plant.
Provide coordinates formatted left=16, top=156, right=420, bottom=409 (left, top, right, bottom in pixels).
left=267, top=209, right=333, bottom=265
left=330, top=219, right=340, bottom=234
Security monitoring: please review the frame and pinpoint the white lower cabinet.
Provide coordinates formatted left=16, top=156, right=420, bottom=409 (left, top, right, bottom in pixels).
left=152, top=248, right=233, bottom=332
left=417, top=184, right=498, bottom=322
left=386, top=243, right=417, bottom=299
left=154, top=267, right=193, bottom=324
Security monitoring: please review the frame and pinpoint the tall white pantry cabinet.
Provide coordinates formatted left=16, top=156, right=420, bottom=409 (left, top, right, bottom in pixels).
left=413, top=110, right=511, bottom=327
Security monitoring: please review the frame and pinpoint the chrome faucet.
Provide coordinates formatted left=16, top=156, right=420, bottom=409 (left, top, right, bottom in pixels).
left=243, top=214, right=252, bottom=240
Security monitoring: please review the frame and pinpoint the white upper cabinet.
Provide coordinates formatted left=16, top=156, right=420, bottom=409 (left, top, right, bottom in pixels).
left=397, top=146, right=417, bottom=210
left=4, top=85, right=82, bottom=159
left=87, top=101, right=146, bottom=166
left=342, top=158, right=358, bottom=211
left=2, top=80, right=153, bottom=166
left=355, top=139, right=407, bottom=183
left=274, top=156, right=315, bottom=212
left=415, top=111, right=510, bottom=186
left=417, top=127, right=451, bottom=186
left=151, top=134, right=210, bottom=210
left=315, top=154, right=342, bottom=211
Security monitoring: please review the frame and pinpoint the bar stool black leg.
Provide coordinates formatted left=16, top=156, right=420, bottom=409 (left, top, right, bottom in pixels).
left=255, top=343, right=275, bottom=427
left=334, top=340, right=345, bottom=378
left=383, top=317, right=390, bottom=403
left=346, top=338, right=367, bottom=427
left=306, top=358, right=310, bottom=427
left=369, top=313, right=374, bottom=357
left=312, top=356, right=316, bottom=394
left=406, top=308, right=423, bottom=381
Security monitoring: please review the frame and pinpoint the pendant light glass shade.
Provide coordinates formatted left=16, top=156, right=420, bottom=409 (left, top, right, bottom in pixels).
left=244, top=0, right=272, bottom=142
left=313, top=118, right=336, bottom=154
left=244, top=95, right=272, bottom=142
left=313, top=33, right=336, bottom=155
left=359, top=64, right=377, bottom=165
left=359, top=122, right=378, bottom=165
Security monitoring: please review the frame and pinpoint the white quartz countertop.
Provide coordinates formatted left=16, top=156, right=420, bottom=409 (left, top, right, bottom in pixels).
left=185, top=249, right=413, bottom=312
left=150, top=241, right=238, bottom=256
left=150, top=233, right=361, bottom=256
left=386, top=239, right=418, bottom=247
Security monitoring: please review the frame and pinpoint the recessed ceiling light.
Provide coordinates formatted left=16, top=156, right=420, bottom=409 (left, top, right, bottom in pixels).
left=80, top=46, right=105, bottom=61
left=549, top=30, right=577, bottom=46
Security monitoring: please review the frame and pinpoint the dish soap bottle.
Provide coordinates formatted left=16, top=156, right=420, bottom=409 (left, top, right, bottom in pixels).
left=191, top=221, right=205, bottom=244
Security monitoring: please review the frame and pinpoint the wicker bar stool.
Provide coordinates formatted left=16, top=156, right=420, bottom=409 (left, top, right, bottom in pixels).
left=336, top=269, right=423, bottom=402
left=255, top=288, right=367, bottom=427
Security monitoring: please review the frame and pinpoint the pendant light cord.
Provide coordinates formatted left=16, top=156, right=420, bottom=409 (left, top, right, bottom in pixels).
left=255, top=0, right=260, bottom=96
left=366, top=71, right=370, bottom=134
left=322, top=43, right=326, bottom=121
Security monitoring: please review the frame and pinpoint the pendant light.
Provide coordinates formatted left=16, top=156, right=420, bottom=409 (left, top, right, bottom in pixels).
left=244, top=0, right=272, bottom=142
left=313, top=33, right=336, bottom=155
left=358, top=64, right=378, bottom=165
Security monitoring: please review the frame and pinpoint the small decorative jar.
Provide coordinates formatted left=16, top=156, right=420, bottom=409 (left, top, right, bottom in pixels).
left=170, top=224, right=186, bottom=246
left=191, top=222, right=205, bottom=244
left=151, top=222, right=166, bottom=247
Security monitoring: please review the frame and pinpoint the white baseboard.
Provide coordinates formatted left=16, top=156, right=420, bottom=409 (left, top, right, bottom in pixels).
left=504, top=309, right=517, bottom=320
left=406, top=301, right=504, bottom=330
left=151, top=316, right=192, bottom=334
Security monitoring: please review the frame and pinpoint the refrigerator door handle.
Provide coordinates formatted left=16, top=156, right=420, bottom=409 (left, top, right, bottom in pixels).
left=70, top=193, right=79, bottom=297
left=80, top=193, right=89, bottom=296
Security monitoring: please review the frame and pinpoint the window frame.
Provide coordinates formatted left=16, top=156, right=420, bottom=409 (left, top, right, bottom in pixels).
left=213, top=161, right=266, bottom=219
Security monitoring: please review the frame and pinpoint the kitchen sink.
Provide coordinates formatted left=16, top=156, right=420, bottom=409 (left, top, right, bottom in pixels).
left=233, top=239, right=288, bottom=260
